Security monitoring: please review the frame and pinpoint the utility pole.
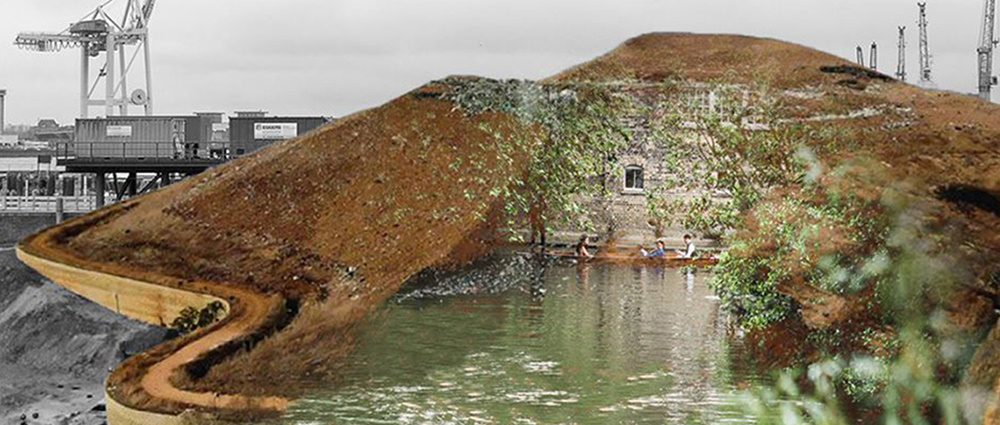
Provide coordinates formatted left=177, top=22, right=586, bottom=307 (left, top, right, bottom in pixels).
left=897, top=27, right=907, bottom=81
left=856, top=46, right=866, bottom=67
left=918, top=2, right=934, bottom=86
left=870, top=42, right=878, bottom=70
left=978, top=0, right=998, bottom=101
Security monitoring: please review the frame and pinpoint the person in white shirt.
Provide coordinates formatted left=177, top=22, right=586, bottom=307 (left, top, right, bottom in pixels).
left=675, top=234, right=696, bottom=258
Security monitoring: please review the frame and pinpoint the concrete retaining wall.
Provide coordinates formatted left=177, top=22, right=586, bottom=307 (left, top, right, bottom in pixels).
left=16, top=246, right=224, bottom=329
left=105, top=390, right=187, bottom=425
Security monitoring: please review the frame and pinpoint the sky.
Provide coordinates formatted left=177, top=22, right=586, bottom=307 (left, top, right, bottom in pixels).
left=0, top=0, right=991, bottom=126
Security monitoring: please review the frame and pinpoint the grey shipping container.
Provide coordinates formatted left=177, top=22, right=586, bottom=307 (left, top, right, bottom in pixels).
left=73, top=116, right=211, bottom=159
left=229, top=116, right=329, bottom=156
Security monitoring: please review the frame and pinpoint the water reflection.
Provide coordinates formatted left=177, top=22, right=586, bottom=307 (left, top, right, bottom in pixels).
left=283, top=255, right=769, bottom=425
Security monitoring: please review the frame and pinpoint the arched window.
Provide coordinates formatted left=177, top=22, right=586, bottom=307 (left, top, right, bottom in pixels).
left=624, top=165, right=644, bottom=191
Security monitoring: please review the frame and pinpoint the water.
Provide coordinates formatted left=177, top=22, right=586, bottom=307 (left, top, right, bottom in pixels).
left=283, top=255, right=770, bottom=425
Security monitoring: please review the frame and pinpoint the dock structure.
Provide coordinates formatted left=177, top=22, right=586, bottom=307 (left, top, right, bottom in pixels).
left=57, top=114, right=329, bottom=208
left=57, top=144, right=224, bottom=208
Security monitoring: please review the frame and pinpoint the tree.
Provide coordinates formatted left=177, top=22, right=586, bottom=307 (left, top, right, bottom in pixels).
left=440, top=77, right=634, bottom=247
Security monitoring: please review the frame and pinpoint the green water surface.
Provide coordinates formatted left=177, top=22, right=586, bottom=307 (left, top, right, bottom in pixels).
left=284, top=259, right=769, bottom=425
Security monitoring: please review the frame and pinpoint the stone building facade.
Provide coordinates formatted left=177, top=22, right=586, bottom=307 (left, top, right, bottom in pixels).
left=553, top=84, right=746, bottom=250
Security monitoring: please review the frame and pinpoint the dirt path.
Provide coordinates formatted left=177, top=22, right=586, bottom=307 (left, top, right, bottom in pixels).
left=139, top=283, right=287, bottom=411
left=17, top=204, right=291, bottom=417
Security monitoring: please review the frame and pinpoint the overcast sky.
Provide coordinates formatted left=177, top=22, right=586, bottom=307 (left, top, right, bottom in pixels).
left=0, top=0, right=991, bottom=126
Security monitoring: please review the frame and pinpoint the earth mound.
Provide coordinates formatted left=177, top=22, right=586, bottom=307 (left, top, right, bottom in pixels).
left=557, top=33, right=1000, bottom=256
left=54, top=84, right=521, bottom=400
left=37, top=32, right=1000, bottom=418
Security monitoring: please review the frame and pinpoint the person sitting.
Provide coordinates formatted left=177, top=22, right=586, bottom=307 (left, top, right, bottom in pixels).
left=675, top=234, right=696, bottom=258
left=575, top=233, right=594, bottom=259
left=640, top=240, right=667, bottom=258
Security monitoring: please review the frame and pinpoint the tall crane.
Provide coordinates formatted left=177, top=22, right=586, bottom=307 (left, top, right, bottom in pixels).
left=918, top=2, right=934, bottom=86
left=14, top=0, right=157, bottom=118
left=870, top=42, right=878, bottom=70
left=979, top=0, right=998, bottom=101
left=897, top=27, right=907, bottom=82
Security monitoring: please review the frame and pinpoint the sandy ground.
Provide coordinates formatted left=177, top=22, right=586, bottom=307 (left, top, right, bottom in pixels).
left=0, top=246, right=166, bottom=424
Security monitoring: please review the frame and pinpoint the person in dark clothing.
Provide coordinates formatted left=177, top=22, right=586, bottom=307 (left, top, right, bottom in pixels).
left=575, top=233, right=594, bottom=259
left=676, top=234, right=696, bottom=258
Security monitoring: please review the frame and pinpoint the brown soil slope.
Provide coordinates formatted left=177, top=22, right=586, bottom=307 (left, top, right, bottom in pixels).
left=548, top=33, right=851, bottom=87
left=56, top=86, right=519, bottom=403
left=552, top=32, right=1000, bottom=262
left=42, top=32, right=1000, bottom=417
left=553, top=32, right=1000, bottom=414
left=67, top=89, right=513, bottom=303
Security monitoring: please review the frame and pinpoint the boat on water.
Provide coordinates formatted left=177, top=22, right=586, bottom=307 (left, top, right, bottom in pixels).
left=546, top=251, right=719, bottom=268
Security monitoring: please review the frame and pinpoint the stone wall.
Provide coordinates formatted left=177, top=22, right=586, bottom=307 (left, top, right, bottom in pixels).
left=555, top=107, right=729, bottom=249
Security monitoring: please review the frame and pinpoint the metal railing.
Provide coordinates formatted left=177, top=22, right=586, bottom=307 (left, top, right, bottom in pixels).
left=55, top=142, right=230, bottom=162
left=0, top=195, right=99, bottom=213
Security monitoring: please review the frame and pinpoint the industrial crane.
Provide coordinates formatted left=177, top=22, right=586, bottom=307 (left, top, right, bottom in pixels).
left=870, top=42, right=878, bottom=70
left=897, top=27, right=907, bottom=82
left=979, top=0, right=998, bottom=101
left=14, top=0, right=157, bottom=118
left=918, top=2, right=934, bottom=87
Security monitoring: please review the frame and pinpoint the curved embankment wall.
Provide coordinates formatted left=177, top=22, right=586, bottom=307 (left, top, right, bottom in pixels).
left=16, top=244, right=224, bottom=328
left=17, top=203, right=291, bottom=424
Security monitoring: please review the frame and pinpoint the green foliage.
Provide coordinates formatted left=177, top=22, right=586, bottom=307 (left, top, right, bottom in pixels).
left=742, top=170, right=984, bottom=424
left=438, top=77, right=634, bottom=241
left=170, top=300, right=226, bottom=334
left=709, top=167, right=889, bottom=329
left=645, top=83, right=848, bottom=236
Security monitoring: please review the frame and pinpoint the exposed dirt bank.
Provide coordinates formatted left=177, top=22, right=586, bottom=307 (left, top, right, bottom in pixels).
left=20, top=88, right=522, bottom=417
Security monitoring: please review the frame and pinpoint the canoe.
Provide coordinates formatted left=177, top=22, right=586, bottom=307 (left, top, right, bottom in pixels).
left=545, top=251, right=719, bottom=268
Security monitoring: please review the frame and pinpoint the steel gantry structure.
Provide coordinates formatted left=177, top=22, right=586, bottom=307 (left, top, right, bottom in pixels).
left=917, top=2, right=934, bottom=87
left=979, top=0, right=998, bottom=101
left=14, top=0, right=157, bottom=118
left=870, top=42, right=878, bottom=70
left=897, top=27, right=907, bottom=82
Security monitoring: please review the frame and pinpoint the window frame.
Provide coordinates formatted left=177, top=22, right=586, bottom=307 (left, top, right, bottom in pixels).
left=623, top=165, right=645, bottom=194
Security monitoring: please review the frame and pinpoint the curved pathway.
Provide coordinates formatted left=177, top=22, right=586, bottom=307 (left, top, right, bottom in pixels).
left=16, top=205, right=289, bottom=421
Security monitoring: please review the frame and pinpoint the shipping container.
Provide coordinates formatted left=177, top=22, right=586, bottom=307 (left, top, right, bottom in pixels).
left=73, top=115, right=214, bottom=159
left=229, top=116, right=329, bottom=156
left=195, top=112, right=230, bottom=156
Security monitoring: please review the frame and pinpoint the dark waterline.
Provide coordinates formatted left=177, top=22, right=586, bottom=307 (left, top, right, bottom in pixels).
left=283, top=256, right=771, bottom=424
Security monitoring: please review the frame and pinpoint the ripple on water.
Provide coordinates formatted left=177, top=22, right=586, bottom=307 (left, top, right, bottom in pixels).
left=284, top=257, right=771, bottom=425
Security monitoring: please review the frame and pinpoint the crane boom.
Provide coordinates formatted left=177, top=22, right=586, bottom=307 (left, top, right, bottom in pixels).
left=979, top=0, right=997, bottom=101
left=13, top=33, right=85, bottom=52
left=142, top=0, right=156, bottom=22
